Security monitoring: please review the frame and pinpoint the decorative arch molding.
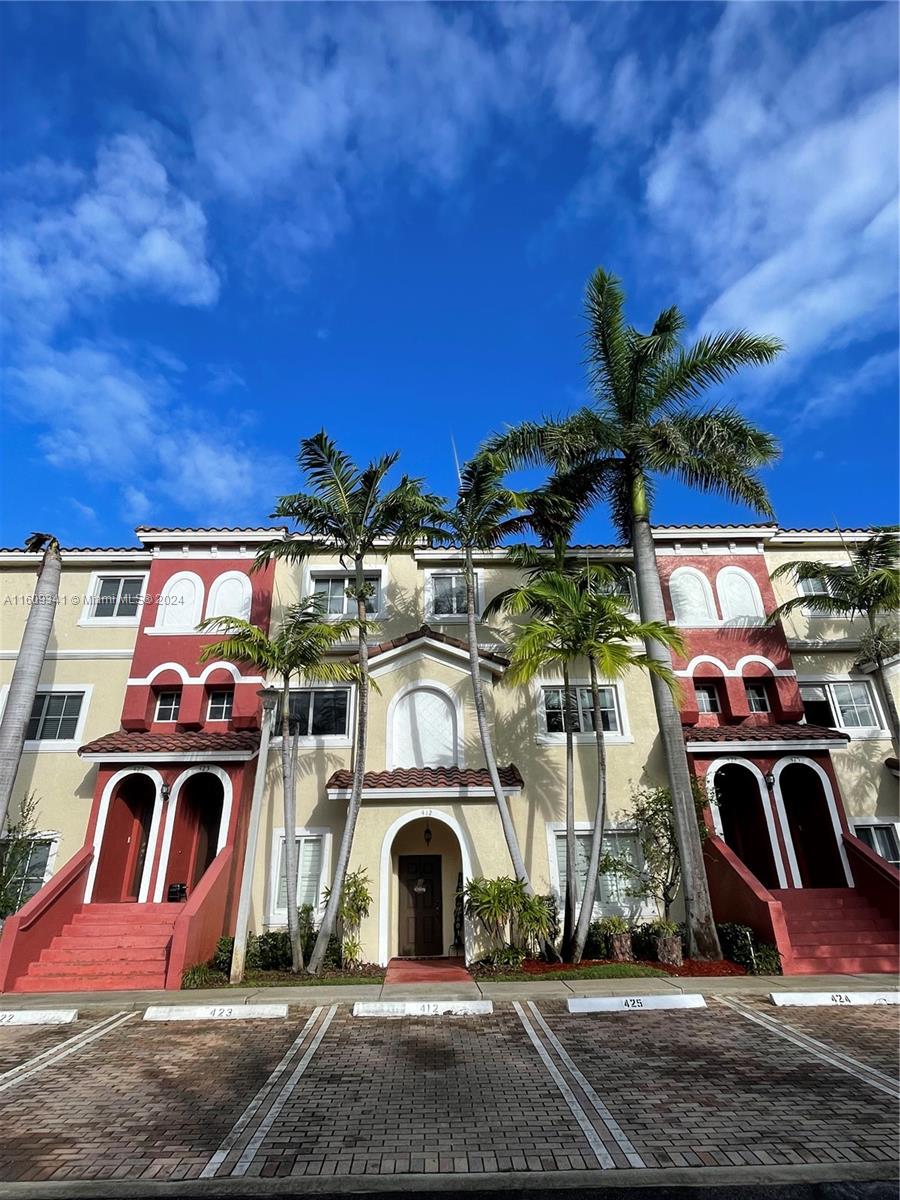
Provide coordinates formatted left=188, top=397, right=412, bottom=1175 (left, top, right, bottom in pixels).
left=668, top=566, right=719, bottom=626
left=377, top=807, right=475, bottom=965
left=771, top=756, right=853, bottom=888
left=705, top=758, right=788, bottom=888
left=682, top=654, right=730, bottom=678
left=386, top=679, right=463, bottom=769
left=198, top=660, right=245, bottom=684
left=151, top=571, right=205, bottom=632
left=206, top=571, right=252, bottom=622
left=716, top=566, right=765, bottom=626
left=678, top=654, right=794, bottom=679
left=735, top=654, right=781, bottom=676
left=85, top=768, right=165, bottom=903
left=153, top=765, right=233, bottom=902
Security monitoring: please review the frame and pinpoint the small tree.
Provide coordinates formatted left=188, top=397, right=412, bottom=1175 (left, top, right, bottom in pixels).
left=323, top=867, right=372, bottom=969
left=608, top=785, right=709, bottom=922
left=0, top=792, right=41, bottom=919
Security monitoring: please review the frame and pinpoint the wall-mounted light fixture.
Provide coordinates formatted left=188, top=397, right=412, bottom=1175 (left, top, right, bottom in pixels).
left=161, top=782, right=171, bottom=802
left=423, top=823, right=433, bottom=847
left=764, top=772, right=775, bottom=788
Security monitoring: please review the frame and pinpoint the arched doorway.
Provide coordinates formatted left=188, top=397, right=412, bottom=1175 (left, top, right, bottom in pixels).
left=390, top=685, right=458, bottom=768
left=710, top=763, right=782, bottom=889
left=93, top=774, right=157, bottom=903
left=379, top=809, right=473, bottom=964
left=778, top=762, right=848, bottom=887
left=163, top=772, right=225, bottom=899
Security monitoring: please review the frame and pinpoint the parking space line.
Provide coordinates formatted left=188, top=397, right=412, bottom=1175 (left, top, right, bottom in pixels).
left=513, top=1001, right=612, bottom=1169
left=526, top=1001, right=645, bottom=1168
left=200, top=1007, right=322, bottom=1179
left=718, top=996, right=900, bottom=1100
left=0, top=1011, right=135, bottom=1095
left=230, top=1004, right=338, bottom=1178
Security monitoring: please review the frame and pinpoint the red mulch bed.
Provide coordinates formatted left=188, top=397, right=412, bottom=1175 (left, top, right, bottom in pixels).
left=519, top=958, right=747, bottom=977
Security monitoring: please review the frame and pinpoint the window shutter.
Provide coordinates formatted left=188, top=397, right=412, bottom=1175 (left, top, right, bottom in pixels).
left=298, top=838, right=322, bottom=908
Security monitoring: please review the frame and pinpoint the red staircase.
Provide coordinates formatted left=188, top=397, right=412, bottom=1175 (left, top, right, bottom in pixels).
left=12, top=903, right=178, bottom=993
left=772, top=888, right=900, bottom=975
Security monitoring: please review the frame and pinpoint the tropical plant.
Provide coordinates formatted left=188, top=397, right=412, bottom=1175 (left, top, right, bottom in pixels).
left=463, top=875, right=530, bottom=956
left=199, top=598, right=358, bottom=972
left=323, top=866, right=372, bottom=968
left=767, top=529, right=900, bottom=753
left=486, top=268, right=783, bottom=958
left=490, top=567, right=682, bottom=961
left=0, top=791, right=41, bottom=919
left=608, top=784, right=709, bottom=922
left=256, top=432, right=443, bottom=975
left=0, top=534, right=61, bottom=837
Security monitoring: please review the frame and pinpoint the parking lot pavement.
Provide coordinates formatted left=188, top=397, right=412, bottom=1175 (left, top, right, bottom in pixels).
left=0, top=1014, right=103, bottom=1078
left=0, top=997, right=895, bottom=1188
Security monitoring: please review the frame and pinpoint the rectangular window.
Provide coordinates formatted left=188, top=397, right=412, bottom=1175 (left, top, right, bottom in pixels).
left=313, top=575, right=379, bottom=615
left=90, top=576, right=144, bottom=620
left=555, top=831, right=641, bottom=911
left=599, top=572, right=636, bottom=611
left=155, top=690, right=181, bottom=722
left=542, top=686, right=620, bottom=735
left=275, top=835, right=324, bottom=912
left=207, top=689, right=234, bottom=722
left=0, top=836, right=53, bottom=912
left=25, top=692, right=84, bottom=741
left=279, top=688, right=350, bottom=737
left=431, top=573, right=467, bottom=617
left=745, top=683, right=770, bottom=713
left=695, top=684, right=721, bottom=714
left=854, top=824, right=900, bottom=868
left=800, top=681, right=881, bottom=732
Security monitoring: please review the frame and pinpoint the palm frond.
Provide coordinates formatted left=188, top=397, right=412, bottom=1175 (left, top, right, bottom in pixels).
left=652, top=331, right=784, bottom=411
left=584, top=268, right=630, bottom=412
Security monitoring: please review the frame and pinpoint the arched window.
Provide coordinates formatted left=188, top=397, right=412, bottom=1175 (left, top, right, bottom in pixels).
left=668, top=568, right=717, bottom=626
left=717, top=567, right=764, bottom=626
left=206, top=571, right=252, bottom=621
left=390, top=686, right=458, bottom=768
left=155, top=572, right=204, bottom=631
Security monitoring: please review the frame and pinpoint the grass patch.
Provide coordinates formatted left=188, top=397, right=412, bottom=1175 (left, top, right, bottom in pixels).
left=479, top=963, right=667, bottom=982
left=237, top=971, right=384, bottom=987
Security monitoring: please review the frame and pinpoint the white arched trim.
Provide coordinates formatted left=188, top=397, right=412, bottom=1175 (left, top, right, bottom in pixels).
left=206, top=570, right=252, bottom=621
left=386, top=679, right=464, bottom=769
left=378, top=807, right=475, bottom=966
left=736, top=654, right=783, bottom=676
left=198, top=660, right=244, bottom=684
left=772, top=757, right=853, bottom=888
left=135, top=661, right=191, bottom=686
left=153, top=765, right=233, bottom=902
left=681, top=654, right=729, bottom=678
left=716, top=566, right=765, bottom=626
left=85, top=768, right=165, bottom=903
left=668, top=566, right=719, bottom=626
left=705, top=758, right=788, bottom=889
left=148, top=570, right=205, bottom=633
left=677, top=654, right=795, bottom=679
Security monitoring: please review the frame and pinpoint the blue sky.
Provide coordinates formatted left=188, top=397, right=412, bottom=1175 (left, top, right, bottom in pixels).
left=1, top=1, right=897, bottom=548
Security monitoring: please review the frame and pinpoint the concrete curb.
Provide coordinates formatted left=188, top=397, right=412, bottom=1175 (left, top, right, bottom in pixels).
left=0, top=1160, right=894, bottom=1198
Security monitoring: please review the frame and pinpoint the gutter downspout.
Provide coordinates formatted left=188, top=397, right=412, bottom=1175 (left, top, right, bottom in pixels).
left=230, top=690, right=278, bottom=984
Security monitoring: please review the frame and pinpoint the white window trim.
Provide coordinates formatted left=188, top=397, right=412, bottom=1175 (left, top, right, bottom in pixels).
left=303, top=563, right=388, bottom=620
left=668, top=565, right=720, bottom=627
left=270, top=683, right=355, bottom=749
left=386, top=679, right=464, bottom=769
left=145, top=570, right=205, bottom=634
left=797, top=675, right=890, bottom=740
left=545, top=821, right=655, bottom=920
left=0, top=684, right=93, bottom=753
left=0, top=829, right=60, bottom=905
left=206, top=689, right=234, bottom=723
left=534, top=679, right=632, bottom=745
left=795, top=571, right=835, bottom=618
left=78, top=571, right=148, bottom=627
left=851, top=819, right=900, bottom=866
left=154, top=690, right=182, bottom=723
left=267, top=826, right=332, bottom=926
left=715, top=565, right=765, bottom=627
left=205, top=570, right=253, bottom=622
left=423, top=567, right=478, bottom=625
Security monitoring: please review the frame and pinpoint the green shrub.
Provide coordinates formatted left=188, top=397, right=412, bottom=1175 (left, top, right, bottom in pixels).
left=211, top=936, right=234, bottom=975
left=629, top=923, right=656, bottom=960
left=648, top=918, right=680, bottom=938
left=254, top=930, right=292, bottom=971
left=584, top=919, right=608, bottom=959
left=596, top=915, right=629, bottom=935
left=717, top=922, right=782, bottom=975
left=182, top=963, right=226, bottom=989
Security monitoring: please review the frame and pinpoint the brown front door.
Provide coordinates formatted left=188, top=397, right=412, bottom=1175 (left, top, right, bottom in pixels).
left=399, top=855, right=442, bottom=956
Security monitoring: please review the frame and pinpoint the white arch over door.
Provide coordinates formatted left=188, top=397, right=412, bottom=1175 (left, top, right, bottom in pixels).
left=378, top=807, right=475, bottom=965
left=706, top=758, right=788, bottom=889
left=85, top=768, right=165, bottom=903
left=153, top=765, right=233, bottom=901
left=388, top=680, right=461, bottom=769
left=772, top=757, right=854, bottom=888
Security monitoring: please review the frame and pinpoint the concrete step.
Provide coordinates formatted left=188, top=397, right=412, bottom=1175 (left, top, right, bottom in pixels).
left=73, top=910, right=178, bottom=926
left=14, top=973, right=166, bottom=993
left=39, top=945, right=168, bottom=966
left=51, top=932, right=172, bottom=951
left=66, top=921, right=177, bottom=938
left=783, top=915, right=895, bottom=934
left=79, top=903, right=175, bottom=915
left=27, top=958, right=166, bottom=979
left=790, top=928, right=899, bottom=947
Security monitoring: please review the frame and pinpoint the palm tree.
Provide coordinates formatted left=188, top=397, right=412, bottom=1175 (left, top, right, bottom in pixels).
left=199, top=601, right=358, bottom=972
left=486, top=267, right=783, bottom=959
left=767, top=529, right=900, bottom=754
left=256, top=432, right=443, bottom=975
left=492, top=568, right=682, bottom=960
left=0, top=534, right=61, bottom=837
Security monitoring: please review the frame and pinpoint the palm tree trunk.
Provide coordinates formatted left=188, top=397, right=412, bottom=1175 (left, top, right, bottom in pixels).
left=0, top=539, right=61, bottom=836
left=307, top=556, right=369, bottom=975
left=573, top=656, right=607, bottom=963
left=629, top=474, right=721, bottom=960
left=280, top=677, right=303, bottom=973
left=561, top=663, right=577, bottom=962
left=868, top=617, right=900, bottom=755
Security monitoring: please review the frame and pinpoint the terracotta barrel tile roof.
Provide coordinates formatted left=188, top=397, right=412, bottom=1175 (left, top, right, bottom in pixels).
left=358, top=624, right=509, bottom=666
left=80, top=729, right=260, bottom=756
left=683, top=722, right=849, bottom=744
left=326, top=764, right=524, bottom=790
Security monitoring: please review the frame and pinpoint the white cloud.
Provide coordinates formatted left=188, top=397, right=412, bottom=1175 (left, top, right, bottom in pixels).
left=790, top=349, right=898, bottom=430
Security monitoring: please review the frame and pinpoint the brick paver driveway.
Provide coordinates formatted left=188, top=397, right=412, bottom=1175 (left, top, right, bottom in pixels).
left=0, top=997, right=895, bottom=1186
